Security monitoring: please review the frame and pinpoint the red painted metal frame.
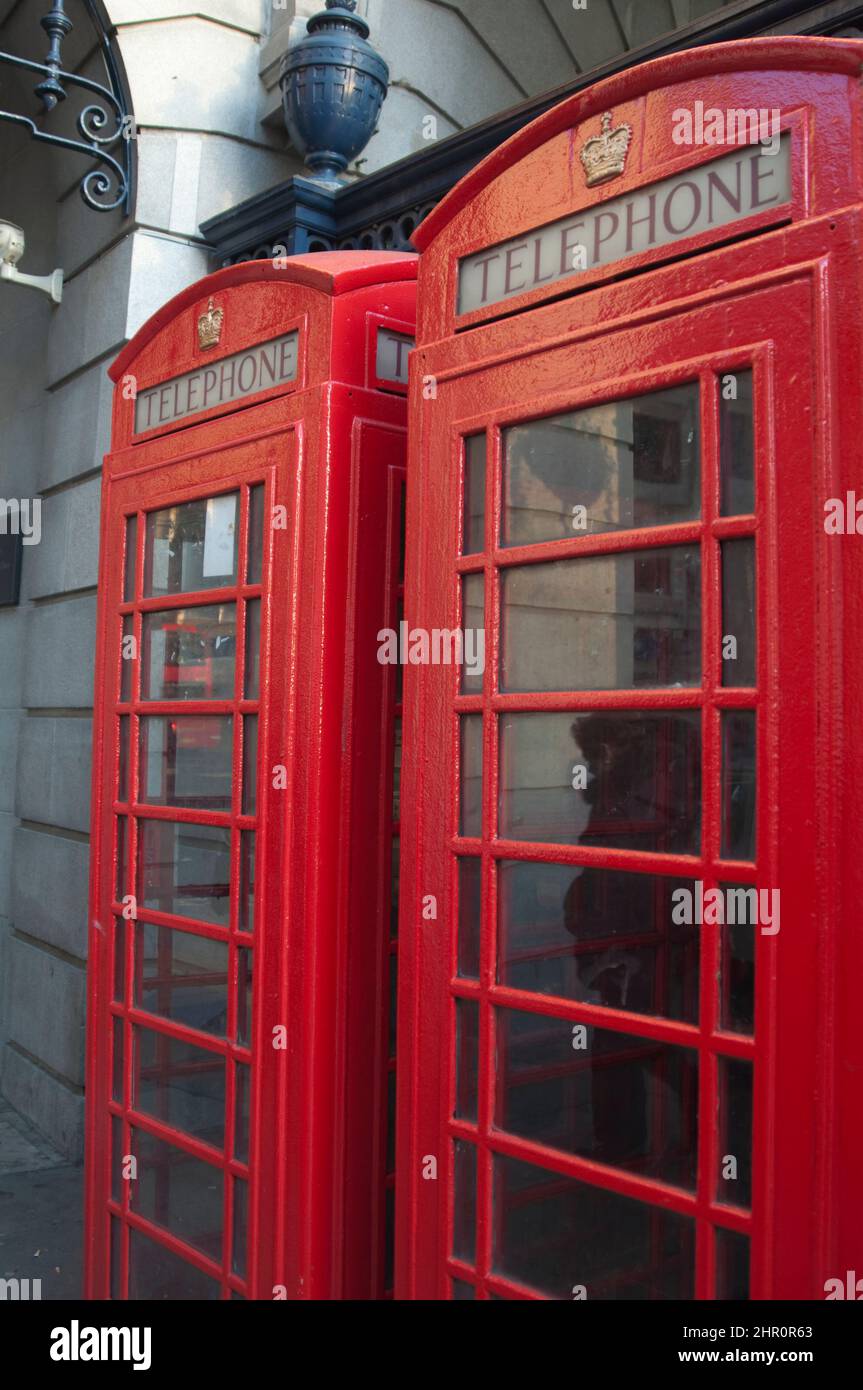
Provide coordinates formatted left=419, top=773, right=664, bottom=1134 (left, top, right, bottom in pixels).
left=400, top=38, right=863, bottom=1301
left=85, top=253, right=416, bottom=1300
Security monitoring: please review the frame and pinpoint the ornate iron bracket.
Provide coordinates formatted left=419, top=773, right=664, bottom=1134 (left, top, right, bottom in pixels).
left=0, top=0, right=132, bottom=214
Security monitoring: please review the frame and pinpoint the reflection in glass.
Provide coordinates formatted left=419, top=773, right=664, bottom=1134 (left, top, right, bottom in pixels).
left=131, top=1127, right=223, bottom=1260
left=135, top=1027, right=225, bottom=1148
left=143, top=605, right=236, bottom=701
left=458, top=857, right=481, bottom=980
left=135, top=922, right=229, bottom=1037
left=242, top=715, right=257, bottom=816
left=716, top=1227, right=750, bottom=1299
left=139, top=821, right=231, bottom=927
left=245, top=599, right=261, bottom=700
left=720, top=884, right=755, bottom=1035
left=129, top=1227, right=220, bottom=1299
left=502, top=547, right=700, bottom=692
left=722, top=712, right=756, bottom=861
left=453, top=1141, right=477, bottom=1265
left=500, top=710, right=701, bottom=853
left=498, top=861, right=699, bottom=1023
left=124, top=514, right=138, bottom=602
left=496, top=1007, right=698, bottom=1189
left=247, top=484, right=265, bottom=585
left=455, top=998, right=479, bottom=1122
left=461, top=572, right=485, bottom=695
left=452, top=1279, right=475, bottom=1299
left=502, top=384, right=700, bottom=548
left=141, top=715, right=232, bottom=809
left=722, top=538, right=756, bottom=687
left=492, top=1153, right=694, bottom=1299
left=717, top=1057, right=753, bottom=1209
left=463, top=434, right=486, bottom=555
left=145, top=493, right=238, bottom=597
left=460, top=715, right=483, bottom=838
left=720, top=370, right=754, bottom=516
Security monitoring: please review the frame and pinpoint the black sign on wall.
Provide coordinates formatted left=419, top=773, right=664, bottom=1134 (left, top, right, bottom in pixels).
left=0, top=533, right=23, bottom=607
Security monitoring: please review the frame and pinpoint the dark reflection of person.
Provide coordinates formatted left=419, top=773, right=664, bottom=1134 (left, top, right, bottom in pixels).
left=559, top=714, right=699, bottom=1185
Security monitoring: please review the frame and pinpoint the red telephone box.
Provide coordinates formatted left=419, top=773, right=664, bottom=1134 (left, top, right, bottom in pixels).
left=84, top=251, right=415, bottom=1300
left=398, top=36, right=863, bottom=1301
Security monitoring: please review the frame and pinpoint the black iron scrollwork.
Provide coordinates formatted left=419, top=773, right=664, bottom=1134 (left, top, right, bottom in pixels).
left=0, top=0, right=132, bottom=213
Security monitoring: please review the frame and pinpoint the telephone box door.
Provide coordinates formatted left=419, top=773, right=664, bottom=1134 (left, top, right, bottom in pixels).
left=399, top=246, right=844, bottom=1299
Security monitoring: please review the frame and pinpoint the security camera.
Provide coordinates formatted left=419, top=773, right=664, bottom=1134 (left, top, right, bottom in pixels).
left=0, top=221, right=25, bottom=267
left=0, top=218, right=63, bottom=303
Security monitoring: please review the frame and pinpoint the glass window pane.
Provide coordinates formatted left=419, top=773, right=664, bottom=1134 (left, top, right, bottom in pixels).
left=502, top=547, right=700, bottom=692
left=502, top=384, right=700, bottom=548
left=390, top=837, right=400, bottom=939
left=124, top=514, right=137, bottom=603
left=453, top=1140, right=477, bottom=1265
left=113, top=917, right=126, bottom=1003
left=388, top=956, right=397, bottom=1060
left=452, top=1278, right=475, bottom=1300
left=140, top=715, right=232, bottom=810
left=463, top=435, right=486, bottom=555
left=131, top=1127, right=223, bottom=1261
left=129, top=1227, right=220, bottom=1300
left=496, top=1007, right=698, bottom=1189
left=121, top=615, right=134, bottom=702
left=500, top=711, right=701, bottom=854
left=232, top=1178, right=248, bottom=1278
left=242, top=715, right=257, bottom=816
left=116, top=816, right=128, bottom=901
left=145, top=493, right=238, bottom=597
left=111, top=1114, right=123, bottom=1202
left=246, top=484, right=265, bottom=585
left=143, top=604, right=236, bottom=702
left=387, top=1069, right=396, bottom=1170
left=458, top=857, right=481, bottom=980
left=245, top=599, right=261, bottom=700
left=118, top=716, right=130, bottom=802
left=722, top=712, right=756, bottom=861
left=112, top=1016, right=124, bottom=1103
left=455, top=998, right=479, bottom=1122
left=393, top=717, right=402, bottom=822
left=722, top=538, right=756, bottom=687
left=139, top=821, right=231, bottom=928
left=715, top=1227, right=750, bottom=1300
left=720, top=370, right=754, bottom=516
left=461, top=573, right=485, bottom=695
left=110, top=1216, right=122, bottom=1300
left=720, top=883, right=755, bottom=1035
left=717, top=1057, right=753, bottom=1209
left=492, top=1153, right=695, bottom=1299
left=460, top=715, right=483, bottom=838
left=234, top=1063, right=250, bottom=1164
left=498, top=861, right=699, bottom=1024
left=236, top=948, right=253, bottom=1046
left=134, top=1027, right=225, bottom=1149
left=240, top=831, right=255, bottom=934
left=135, top=921, right=229, bottom=1037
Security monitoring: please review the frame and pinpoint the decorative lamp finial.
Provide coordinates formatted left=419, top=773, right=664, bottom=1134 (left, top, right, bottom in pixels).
left=280, top=0, right=389, bottom=185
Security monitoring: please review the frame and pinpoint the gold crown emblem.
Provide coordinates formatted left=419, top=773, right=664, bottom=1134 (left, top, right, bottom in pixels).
left=579, top=111, right=632, bottom=187
left=198, top=297, right=224, bottom=350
